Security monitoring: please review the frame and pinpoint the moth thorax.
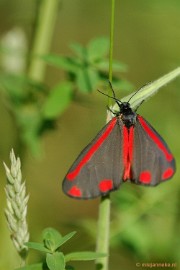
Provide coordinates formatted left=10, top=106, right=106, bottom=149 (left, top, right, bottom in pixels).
left=120, top=113, right=137, bottom=128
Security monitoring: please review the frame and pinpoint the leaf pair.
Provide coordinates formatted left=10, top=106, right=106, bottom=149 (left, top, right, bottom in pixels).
left=16, top=228, right=106, bottom=270
left=42, top=37, right=129, bottom=93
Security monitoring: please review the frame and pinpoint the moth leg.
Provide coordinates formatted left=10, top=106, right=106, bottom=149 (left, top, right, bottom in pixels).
left=107, top=105, right=117, bottom=115
left=134, top=100, right=145, bottom=112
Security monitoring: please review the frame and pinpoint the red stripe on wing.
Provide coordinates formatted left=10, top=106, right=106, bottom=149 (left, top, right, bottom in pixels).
left=67, top=117, right=118, bottom=181
left=138, top=115, right=173, bottom=162
left=123, top=125, right=134, bottom=180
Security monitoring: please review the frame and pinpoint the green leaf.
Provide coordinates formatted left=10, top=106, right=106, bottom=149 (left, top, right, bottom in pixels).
left=42, top=54, right=80, bottom=72
left=0, top=74, right=47, bottom=102
left=25, top=242, right=49, bottom=253
left=56, top=231, right=76, bottom=248
left=87, top=37, right=109, bottom=62
left=43, top=228, right=62, bottom=241
left=43, top=228, right=76, bottom=251
left=76, top=67, right=99, bottom=93
left=94, top=60, right=127, bottom=72
left=16, top=263, right=43, bottom=270
left=76, top=69, right=91, bottom=93
left=112, top=60, right=128, bottom=72
left=43, top=81, right=72, bottom=119
left=46, top=252, right=65, bottom=270
left=43, top=228, right=62, bottom=251
left=120, top=67, right=180, bottom=110
left=65, top=252, right=106, bottom=262
left=86, top=67, right=100, bottom=90
left=93, top=59, right=109, bottom=71
left=69, top=42, right=86, bottom=59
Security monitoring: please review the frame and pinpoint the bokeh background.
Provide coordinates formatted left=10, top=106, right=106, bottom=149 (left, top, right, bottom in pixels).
left=0, top=0, right=180, bottom=269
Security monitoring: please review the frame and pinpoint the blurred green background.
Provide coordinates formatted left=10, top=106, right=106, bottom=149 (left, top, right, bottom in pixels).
left=0, top=0, right=180, bottom=269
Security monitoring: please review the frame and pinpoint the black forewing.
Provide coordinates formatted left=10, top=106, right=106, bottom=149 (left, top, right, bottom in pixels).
left=62, top=117, right=125, bottom=199
left=131, top=116, right=176, bottom=185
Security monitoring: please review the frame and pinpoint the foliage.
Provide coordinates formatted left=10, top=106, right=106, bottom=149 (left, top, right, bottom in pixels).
left=42, top=37, right=130, bottom=92
left=0, top=37, right=130, bottom=156
left=110, top=184, right=180, bottom=261
left=16, top=228, right=105, bottom=270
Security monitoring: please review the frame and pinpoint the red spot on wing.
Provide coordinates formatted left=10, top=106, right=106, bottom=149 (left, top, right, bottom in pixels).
left=139, top=171, right=152, bottom=184
left=67, top=186, right=82, bottom=197
left=138, top=116, right=173, bottom=162
left=123, top=126, right=134, bottom=180
left=67, top=117, right=117, bottom=181
left=99, top=179, right=113, bottom=192
left=162, top=167, right=174, bottom=180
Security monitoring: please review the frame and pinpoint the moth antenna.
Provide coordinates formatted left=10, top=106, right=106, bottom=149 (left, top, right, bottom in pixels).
left=134, top=100, right=145, bottom=112
left=97, top=89, right=122, bottom=108
left=128, top=89, right=140, bottom=103
left=97, top=89, right=115, bottom=100
left=128, top=82, right=151, bottom=103
left=108, top=81, right=116, bottom=99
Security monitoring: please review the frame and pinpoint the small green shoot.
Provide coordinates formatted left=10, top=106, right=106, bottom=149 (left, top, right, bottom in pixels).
left=16, top=228, right=106, bottom=270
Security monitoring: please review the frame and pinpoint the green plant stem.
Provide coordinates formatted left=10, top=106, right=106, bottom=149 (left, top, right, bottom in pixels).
left=96, top=195, right=111, bottom=270
left=28, top=0, right=60, bottom=81
left=108, top=0, right=115, bottom=85
left=108, top=0, right=115, bottom=106
left=96, top=1, right=116, bottom=270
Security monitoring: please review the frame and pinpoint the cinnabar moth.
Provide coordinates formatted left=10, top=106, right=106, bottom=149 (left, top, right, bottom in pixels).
left=62, top=85, right=176, bottom=199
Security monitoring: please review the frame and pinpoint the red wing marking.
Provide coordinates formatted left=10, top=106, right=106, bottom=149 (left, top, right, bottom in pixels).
left=139, top=171, right=152, bottom=184
left=138, top=116, right=173, bottom=162
left=162, top=168, right=174, bottom=180
left=67, top=186, right=82, bottom=197
left=123, top=126, right=134, bottom=180
left=67, top=117, right=117, bottom=181
left=99, top=179, right=113, bottom=192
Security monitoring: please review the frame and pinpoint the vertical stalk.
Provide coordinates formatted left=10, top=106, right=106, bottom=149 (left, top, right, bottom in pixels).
left=96, top=195, right=111, bottom=270
left=96, top=1, right=116, bottom=270
left=108, top=0, right=115, bottom=84
left=28, top=0, right=60, bottom=81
